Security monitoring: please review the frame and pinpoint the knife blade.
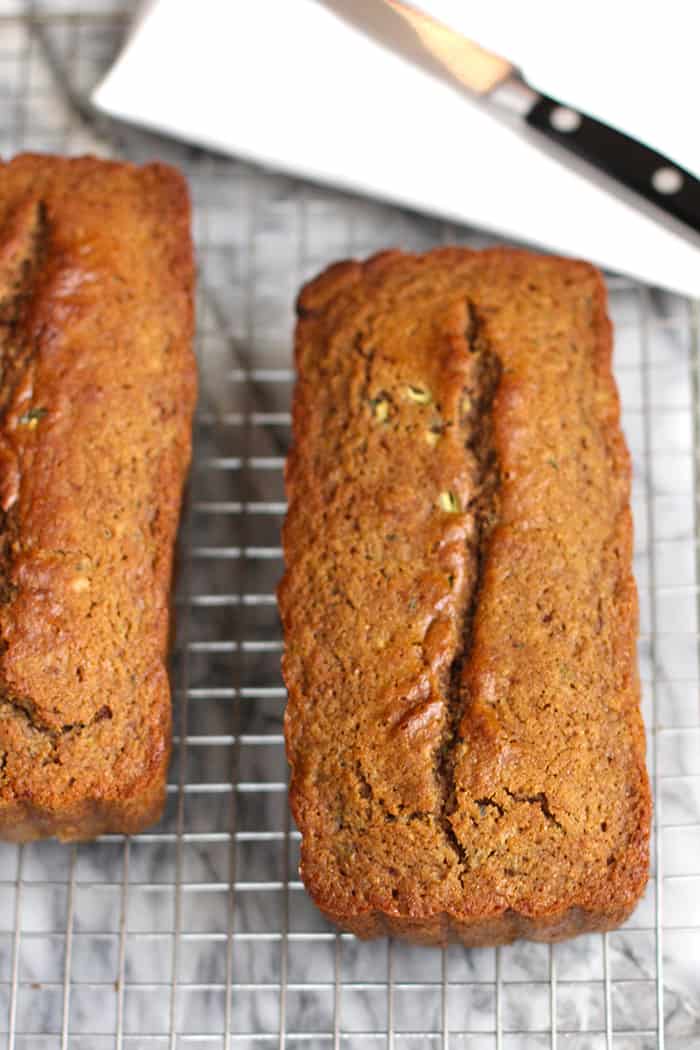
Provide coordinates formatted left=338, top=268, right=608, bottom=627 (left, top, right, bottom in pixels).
left=385, top=0, right=700, bottom=236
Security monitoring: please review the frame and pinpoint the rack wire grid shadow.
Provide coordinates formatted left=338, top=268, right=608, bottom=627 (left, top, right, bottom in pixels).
left=0, top=4, right=699, bottom=1048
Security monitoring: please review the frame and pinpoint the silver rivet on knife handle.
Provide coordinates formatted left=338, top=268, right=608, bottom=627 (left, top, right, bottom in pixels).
left=651, top=167, right=684, bottom=196
left=548, top=106, right=583, bottom=134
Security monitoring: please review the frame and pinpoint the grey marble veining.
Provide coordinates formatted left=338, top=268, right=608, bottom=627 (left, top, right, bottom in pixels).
left=0, top=3, right=698, bottom=1047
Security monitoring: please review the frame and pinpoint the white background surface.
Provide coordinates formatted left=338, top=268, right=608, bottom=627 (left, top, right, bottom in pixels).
left=93, top=0, right=700, bottom=296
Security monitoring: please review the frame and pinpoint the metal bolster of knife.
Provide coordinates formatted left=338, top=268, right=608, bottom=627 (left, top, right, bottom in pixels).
left=489, top=77, right=538, bottom=117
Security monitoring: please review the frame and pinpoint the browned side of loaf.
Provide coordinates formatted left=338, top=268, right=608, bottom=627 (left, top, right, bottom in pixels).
left=0, top=154, right=197, bottom=841
left=279, top=248, right=650, bottom=946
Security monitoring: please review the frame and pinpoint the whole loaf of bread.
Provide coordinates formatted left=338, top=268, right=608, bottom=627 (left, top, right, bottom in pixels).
left=279, top=248, right=651, bottom=945
left=0, top=155, right=196, bottom=841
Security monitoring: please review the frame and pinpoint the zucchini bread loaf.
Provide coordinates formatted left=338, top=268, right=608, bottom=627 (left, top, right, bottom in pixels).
left=0, top=155, right=196, bottom=841
left=279, top=248, right=651, bottom=945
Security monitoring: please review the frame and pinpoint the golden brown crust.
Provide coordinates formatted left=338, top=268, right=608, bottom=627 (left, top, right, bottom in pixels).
left=0, top=155, right=197, bottom=841
left=280, top=247, right=651, bottom=946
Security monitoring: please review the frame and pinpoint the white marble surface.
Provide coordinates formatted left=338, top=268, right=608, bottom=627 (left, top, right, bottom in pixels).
left=0, top=4, right=698, bottom=1047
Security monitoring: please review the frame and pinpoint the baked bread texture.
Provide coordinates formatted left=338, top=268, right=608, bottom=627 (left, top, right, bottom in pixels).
left=0, top=155, right=196, bottom=841
left=279, top=248, right=651, bottom=945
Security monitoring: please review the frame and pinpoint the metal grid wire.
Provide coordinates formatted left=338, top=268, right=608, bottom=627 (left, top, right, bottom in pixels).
left=0, top=5, right=699, bottom=1048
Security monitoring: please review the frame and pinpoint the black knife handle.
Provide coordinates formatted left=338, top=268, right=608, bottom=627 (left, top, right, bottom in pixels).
left=526, top=92, right=700, bottom=235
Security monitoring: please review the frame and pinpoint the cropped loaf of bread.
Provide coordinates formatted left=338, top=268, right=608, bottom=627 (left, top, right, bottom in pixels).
left=0, top=155, right=196, bottom=841
left=279, top=248, right=651, bottom=945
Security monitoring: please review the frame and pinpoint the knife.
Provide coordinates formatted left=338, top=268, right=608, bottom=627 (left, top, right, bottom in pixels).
left=384, top=0, right=700, bottom=236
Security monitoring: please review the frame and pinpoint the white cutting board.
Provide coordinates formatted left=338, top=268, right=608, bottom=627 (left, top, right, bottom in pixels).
left=93, top=0, right=700, bottom=297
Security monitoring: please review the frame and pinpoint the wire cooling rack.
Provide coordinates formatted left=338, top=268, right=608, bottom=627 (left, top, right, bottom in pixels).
left=0, top=4, right=699, bottom=1048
